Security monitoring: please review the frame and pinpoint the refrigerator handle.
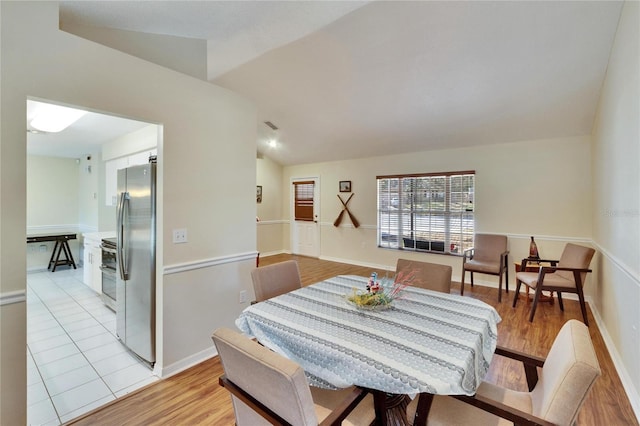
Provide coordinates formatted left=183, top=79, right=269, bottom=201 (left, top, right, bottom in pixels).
left=117, top=191, right=130, bottom=281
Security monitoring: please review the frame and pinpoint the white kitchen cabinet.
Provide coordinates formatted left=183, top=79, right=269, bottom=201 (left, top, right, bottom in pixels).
left=82, top=234, right=104, bottom=294
left=105, top=149, right=157, bottom=206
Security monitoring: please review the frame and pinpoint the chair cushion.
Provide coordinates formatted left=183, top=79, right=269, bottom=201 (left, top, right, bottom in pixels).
left=463, top=259, right=501, bottom=275
left=406, top=382, right=532, bottom=426
left=311, top=387, right=376, bottom=426
left=515, top=271, right=578, bottom=290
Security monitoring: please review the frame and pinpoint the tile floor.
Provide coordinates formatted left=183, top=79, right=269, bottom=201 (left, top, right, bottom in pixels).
left=27, top=267, right=159, bottom=425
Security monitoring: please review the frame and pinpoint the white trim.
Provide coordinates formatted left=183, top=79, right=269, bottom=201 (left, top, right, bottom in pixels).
left=258, top=249, right=287, bottom=258
left=589, top=297, right=640, bottom=420
left=592, top=241, right=640, bottom=288
left=0, top=290, right=26, bottom=306
left=324, top=221, right=376, bottom=230
left=505, top=233, right=592, bottom=243
left=27, top=224, right=79, bottom=234
left=158, top=346, right=217, bottom=379
left=163, top=251, right=258, bottom=275
left=256, top=219, right=287, bottom=225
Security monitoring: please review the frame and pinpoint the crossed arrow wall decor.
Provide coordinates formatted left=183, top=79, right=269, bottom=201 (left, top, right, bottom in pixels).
left=333, top=193, right=359, bottom=228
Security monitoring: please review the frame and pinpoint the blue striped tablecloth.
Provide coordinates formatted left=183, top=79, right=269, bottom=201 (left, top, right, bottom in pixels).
left=236, top=275, right=501, bottom=396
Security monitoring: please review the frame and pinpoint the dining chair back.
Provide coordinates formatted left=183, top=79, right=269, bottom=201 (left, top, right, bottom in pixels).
left=530, top=319, right=601, bottom=425
left=212, top=327, right=374, bottom=426
left=407, top=319, right=601, bottom=426
left=396, top=259, right=452, bottom=293
left=461, top=234, right=509, bottom=301
left=251, top=260, right=302, bottom=303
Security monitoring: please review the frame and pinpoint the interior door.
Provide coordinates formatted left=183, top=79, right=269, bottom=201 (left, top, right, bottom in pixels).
left=291, top=178, right=320, bottom=257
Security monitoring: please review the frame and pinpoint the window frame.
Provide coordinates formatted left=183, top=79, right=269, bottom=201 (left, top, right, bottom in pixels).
left=293, top=180, right=315, bottom=222
left=376, top=170, right=475, bottom=256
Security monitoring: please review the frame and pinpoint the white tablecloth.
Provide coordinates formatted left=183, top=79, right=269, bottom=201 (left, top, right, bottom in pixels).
left=236, top=275, right=501, bottom=396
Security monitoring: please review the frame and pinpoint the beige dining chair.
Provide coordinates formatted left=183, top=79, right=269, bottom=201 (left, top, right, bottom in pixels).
left=461, top=233, right=509, bottom=302
left=395, top=259, right=452, bottom=293
left=212, top=327, right=376, bottom=426
left=251, top=260, right=302, bottom=303
left=407, top=319, right=601, bottom=426
left=513, top=243, right=595, bottom=326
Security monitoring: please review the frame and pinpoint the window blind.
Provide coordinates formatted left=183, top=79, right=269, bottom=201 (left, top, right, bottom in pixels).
left=377, top=171, right=475, bottom=255
left=293, top=181, right=314, bottom=221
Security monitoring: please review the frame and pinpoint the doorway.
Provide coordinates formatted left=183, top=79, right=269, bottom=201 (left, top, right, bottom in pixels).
left=26, top=98, right=161, bottom=424
left=290, top=177, right=320, bottom=257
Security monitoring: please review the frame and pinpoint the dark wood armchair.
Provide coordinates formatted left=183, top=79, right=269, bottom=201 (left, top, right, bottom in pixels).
left=513, top=243, right=595, bottom=325
left=461, top=234, right=509, bottom=302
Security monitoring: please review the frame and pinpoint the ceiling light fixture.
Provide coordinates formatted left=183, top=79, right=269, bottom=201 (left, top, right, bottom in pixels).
left=268, top=139, right=277, bottom=148
left=30, top=104, right=87, bottom=133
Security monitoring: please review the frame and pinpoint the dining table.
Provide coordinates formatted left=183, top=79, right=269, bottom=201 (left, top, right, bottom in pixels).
left=236, top=274, right=501, bottom=425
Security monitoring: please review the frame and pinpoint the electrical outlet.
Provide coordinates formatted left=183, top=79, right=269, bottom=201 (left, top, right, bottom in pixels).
left=239, top=290, right=248, bottom=304
left=172, top=228, right=187, bottom=243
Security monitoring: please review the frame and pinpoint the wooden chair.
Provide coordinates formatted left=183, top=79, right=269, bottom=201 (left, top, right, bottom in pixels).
left=395, top=259, right=452, bottom=293
left=212, top=327, right=376, bottom=426
left=513, top=243, right=595, bottom=326
left=407, top=319, right=601, bottom=426
left=461, top=234, right=509, bottom=302
left=251, top=260, right=302, bottom=303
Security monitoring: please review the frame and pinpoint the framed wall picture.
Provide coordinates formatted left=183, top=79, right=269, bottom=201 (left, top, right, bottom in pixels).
left=339, top=181, right=351, bottom=192
left=256, top=185, right=262, bottom=203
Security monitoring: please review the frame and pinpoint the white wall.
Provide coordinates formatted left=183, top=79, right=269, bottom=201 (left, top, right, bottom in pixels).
left=26, top=155, right=82, bottom=270
left=283, top=136, right=593, bottom=281
left=256, top=155, right=285, bottom=256
left=0, top=2, right=256, bottom=424
left=27, top=155, right=79, bottom=228
left=591, top=0, right=640, bottom=414
left=77, top=153, right=100, bottom=233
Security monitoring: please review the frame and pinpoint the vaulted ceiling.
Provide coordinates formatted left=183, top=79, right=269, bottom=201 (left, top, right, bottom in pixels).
left=57, top=1, right=623, bottom=165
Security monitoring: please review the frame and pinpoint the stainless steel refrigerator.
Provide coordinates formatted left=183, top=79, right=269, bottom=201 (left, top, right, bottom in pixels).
left=116, top=159, right=156, bottom=366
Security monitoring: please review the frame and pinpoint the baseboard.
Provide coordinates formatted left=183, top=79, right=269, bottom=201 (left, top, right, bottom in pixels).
left=157, top=346, right=217, bottom=379
left=257, top=249, right=287, bottom=258
left=588, top=297, right=640, bottom=421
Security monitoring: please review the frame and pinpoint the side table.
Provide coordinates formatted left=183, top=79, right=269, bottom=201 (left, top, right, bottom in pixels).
left=514, top=261, right=554, bottom=305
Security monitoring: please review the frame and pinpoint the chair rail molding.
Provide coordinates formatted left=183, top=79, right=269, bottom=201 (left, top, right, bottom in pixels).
left=163, top=251, right=258, bottom=275
left=0, top=290, right=26, bottom=306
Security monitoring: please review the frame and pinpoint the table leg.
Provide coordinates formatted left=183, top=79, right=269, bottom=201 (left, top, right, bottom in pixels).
left=371, top=390, right=411, bottom=426
left=48, top=241, right=60, bottom=270
left=412, top=393, right=434, bottom=426
left=61, top=240, right=77, bottom=269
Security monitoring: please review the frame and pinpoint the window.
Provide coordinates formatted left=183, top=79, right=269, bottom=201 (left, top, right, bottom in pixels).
left=293, top=181, right=315, bottom=221
left=377, top=171, right=475, bottom=255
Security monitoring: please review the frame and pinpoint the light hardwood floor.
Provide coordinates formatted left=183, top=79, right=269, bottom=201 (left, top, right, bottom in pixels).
left=67, top=254, right=638, bottom=425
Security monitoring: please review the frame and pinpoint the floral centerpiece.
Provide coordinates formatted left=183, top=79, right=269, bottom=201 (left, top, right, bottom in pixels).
left=346, top=270, right=416, bottom=310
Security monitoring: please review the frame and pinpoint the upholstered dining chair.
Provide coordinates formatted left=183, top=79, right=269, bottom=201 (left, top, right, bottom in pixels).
left=406, top=319, right=601, bottom=426
left=513, top=243, right=595, bottom=326
left=461, top=234, right=509, bottom=302
left=251, top=260, right=302, bottom=303
left=396, top=259, right=452, bottom=293
left=212, top=327, right=376, bottom=426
